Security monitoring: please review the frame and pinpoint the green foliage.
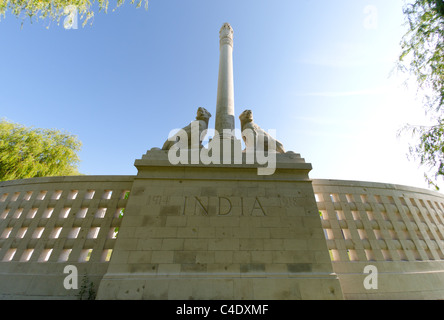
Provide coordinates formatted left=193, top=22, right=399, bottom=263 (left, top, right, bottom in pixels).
left=401, top=120, right=444, bottom=189
left=77, top=274, right=96, bottom=300
left=398, top=0, right=444, bottom=189
left=399, top=0, right=444, bottom=112
left=0, top=119, right=82, bottom=181
left=113, top=191, right=130, bottom=236
left=0, top=0, right=148, bottom=27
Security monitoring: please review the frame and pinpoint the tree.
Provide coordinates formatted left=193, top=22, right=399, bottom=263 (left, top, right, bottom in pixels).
left=0, top=119, right=82, bottom=181
left=398, top=0, right=444, bottom=189
left=0, top=0, right=148, bottom=27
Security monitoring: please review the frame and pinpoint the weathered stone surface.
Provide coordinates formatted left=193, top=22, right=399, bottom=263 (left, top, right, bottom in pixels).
left=96, top=151, right=343, bottom=300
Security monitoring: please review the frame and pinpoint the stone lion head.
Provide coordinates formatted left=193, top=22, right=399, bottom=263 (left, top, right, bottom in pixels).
left=196, top=107, right=212, bottom=120
left=239, top=109, right=253, bottom=122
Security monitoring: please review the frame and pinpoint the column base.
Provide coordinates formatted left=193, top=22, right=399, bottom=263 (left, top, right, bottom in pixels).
left=97, top=273, right=343, bottom=300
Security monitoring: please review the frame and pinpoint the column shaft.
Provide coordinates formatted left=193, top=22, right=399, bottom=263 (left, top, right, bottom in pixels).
left=215, top=23, right=235, bottom=138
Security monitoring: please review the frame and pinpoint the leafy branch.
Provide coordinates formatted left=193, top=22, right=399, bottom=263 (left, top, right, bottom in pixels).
left=398, top=120, right=444, bottom=190
left=398, top=0, right=444, bottom=189
left=0, top=0, right=149, bottom=27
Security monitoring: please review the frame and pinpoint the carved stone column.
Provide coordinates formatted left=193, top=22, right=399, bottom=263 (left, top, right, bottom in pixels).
left=215, top=23, right=236, bottom=138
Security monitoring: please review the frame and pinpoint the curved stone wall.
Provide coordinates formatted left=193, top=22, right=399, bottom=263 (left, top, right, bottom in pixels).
left=1, top=175, right=444, bottom=299
left=312, top=179, right=444, bottom=299
left=0, top=176, right=134, bottom=299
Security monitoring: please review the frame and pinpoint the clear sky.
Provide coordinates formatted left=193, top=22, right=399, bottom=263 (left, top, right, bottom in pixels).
left=1, top=0, right=441, bottom=190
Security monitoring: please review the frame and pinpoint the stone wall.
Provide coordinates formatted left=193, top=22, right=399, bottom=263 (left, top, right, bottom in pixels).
left=313, top=179, right=444, bottom=299
left=0, top=176, right=133, bottom=299
left=1, top=175, right=444, bottom=299
left=95, top=152, right=342, bottom=300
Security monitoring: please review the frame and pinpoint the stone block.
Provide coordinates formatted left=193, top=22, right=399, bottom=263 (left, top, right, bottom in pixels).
left=96, top=152, right=343, bottom=300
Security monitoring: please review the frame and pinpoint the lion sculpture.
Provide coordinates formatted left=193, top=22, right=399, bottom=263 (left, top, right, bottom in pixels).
left=239, top=109, right=285, bottom=153
left=162, top=107, right=212, bottom=150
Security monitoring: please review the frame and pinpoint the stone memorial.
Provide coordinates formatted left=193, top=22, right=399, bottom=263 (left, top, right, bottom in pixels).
left=95, top=23, right=343, bottom=300
left=3, top=23, right=444, bottom=300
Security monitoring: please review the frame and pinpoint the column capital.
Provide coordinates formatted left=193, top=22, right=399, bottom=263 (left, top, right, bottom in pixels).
left=219, top=23, right=234, bottom=47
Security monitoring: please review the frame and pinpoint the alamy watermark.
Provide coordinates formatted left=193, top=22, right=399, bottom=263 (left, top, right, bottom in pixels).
left=363, top=265, right=378, bottom=290
left=63, top=5, right=78, bottom=30
left=165, top=124, right=278, bottom=175
left=363, top=4, right=378, bottom=30
left=63, top=265, right=78, bottom=289
left=63, top=265, right=96, bottom=299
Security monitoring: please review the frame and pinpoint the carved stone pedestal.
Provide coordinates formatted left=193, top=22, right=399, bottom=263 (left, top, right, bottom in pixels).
left=96, top=150, right=343, bottom=299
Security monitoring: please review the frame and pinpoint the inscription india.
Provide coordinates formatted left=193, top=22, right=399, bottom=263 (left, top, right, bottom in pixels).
left=146, top=194, right=304, bottom=217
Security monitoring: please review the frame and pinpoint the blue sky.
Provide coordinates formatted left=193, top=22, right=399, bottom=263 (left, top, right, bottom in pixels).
left=1, top=0, right=440, bottom=190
